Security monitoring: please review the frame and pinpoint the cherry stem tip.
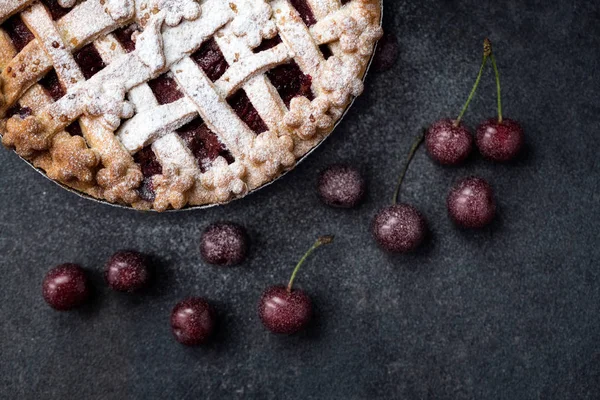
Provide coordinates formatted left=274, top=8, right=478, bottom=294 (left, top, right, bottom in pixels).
left=287, top=236, right=334, bottom=292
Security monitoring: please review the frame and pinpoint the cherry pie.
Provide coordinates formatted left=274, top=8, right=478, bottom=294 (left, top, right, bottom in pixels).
left=0, top=0, right=382, bottom=211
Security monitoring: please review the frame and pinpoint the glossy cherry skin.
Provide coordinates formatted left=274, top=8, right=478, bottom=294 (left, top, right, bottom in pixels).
left=372, top=204, right=427, bottom=253
left=426, top=119, right=474, bottom=165
left=476, top=118, right=524, bottom=162
left=318, top=164, right=366, bottom=208
left=104, top=250, right=149, bottom=292
left=259, top=285, right=313, bottom=334
left=200, top=222, right=249, bottom=266
left=42, top=264, right=90, bottom=310
left=170, top=297, right=216, bottom=346
left=447, top=176, right=496, bottom=228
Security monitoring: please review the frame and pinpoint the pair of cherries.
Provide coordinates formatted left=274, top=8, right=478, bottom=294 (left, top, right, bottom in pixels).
left=42, top=251, right=150, bottom=311
left=373, top=39, right=523, bottom=253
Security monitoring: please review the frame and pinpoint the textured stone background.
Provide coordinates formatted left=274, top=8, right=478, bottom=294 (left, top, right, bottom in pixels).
left=1, top=1, right=599, bottom=399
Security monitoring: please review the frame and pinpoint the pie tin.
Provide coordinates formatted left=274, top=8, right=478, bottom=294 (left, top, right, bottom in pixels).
left=6, top=2, right=384, bottom=212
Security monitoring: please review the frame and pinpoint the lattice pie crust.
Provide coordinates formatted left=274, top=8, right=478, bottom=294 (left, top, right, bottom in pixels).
left=0, top=0, right=382, bottom=211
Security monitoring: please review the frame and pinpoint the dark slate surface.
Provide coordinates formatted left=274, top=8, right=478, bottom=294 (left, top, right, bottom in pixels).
left=1, top=1, right=599, bottom=399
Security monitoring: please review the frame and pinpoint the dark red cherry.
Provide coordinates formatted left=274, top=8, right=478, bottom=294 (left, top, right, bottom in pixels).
left=476, top=118, right=524, bottom=162
left=104, top=250, right=149, bottom=292
left=425, top=119, right=473, bottom=165
left=477, top=40, right=524, bottom=162
left=372, top=204, right=427, bottom=253
left=372, top=33, right=399, bottom=72
left=42, top=264, right=90, bottom=310
left=447, top=176, right=496, bottom=229
left=200, top=222, right=249, bottom=266
left=170, top=297, right=216, bottom=346
left=259, top=285, right=312, bottom=335
left=318, top=164, right=366, bottom=208
left=258, top=236, right=333, bottom=335
left=372, top=132, right=427, bottom=253
left=425, top=39, right=493, bottom=165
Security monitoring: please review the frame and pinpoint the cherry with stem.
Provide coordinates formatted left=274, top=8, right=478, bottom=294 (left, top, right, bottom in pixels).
left=259, top=236, right=334, bottom=335
left=372, top=132, right=428, bottom=253
left=476, top=39, right=524, bottom=162
left=425, top=39, right=492, bottom=165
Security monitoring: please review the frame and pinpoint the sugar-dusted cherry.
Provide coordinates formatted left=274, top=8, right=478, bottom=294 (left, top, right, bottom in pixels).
left=42, top=263, right=90, bottom=310
left=447, top=176, right=496, bottom=229
left=318, top=164, right=366, bottom=208
left=200, top=222, right=249, bottom=266
left=171, top=297, right=216, bottom=346
left=476, top=39, right=524, bottom=162
left=259, top=236, right=334, bottom=334
left=104, top=250, right=150, bottom=292
left=425, top=39, right=494, bottom=165
left=373, top=33, right=399, bottom=72
left=372, top=133, right=428, bottom=253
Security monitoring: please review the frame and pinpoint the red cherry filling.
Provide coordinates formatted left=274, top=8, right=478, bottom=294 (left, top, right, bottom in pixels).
left=39, top=69, right=66, bottom=101
left=40, top=0, right=74, bottom=20
left=73, top=43, right=106, bottom=80
left=3, top=15, right=35, bottom=52
left=134, top=146, right=162, bottom=201
left=113, top=25, right=138, bottom=53
left=148, top=74, right=184, bottom=105
left=289, top=0, right=316, bottom=26
left=6, top=105, right=32, bottom=119
left=191, top=38, right=229, bottom=82
left=254, top=35, right=282, bottom=53
left=65, top=121, right=83, bottom=136
left=266, top=61, right=313, bottom=107
left=177, top=118, right=234, bottom=171
left=319, top=44, right=333, bottom=60
left=227, top=90, right=268, bottom=134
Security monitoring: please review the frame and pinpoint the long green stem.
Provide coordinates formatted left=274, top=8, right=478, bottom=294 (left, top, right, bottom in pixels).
left=490, top=54, right=503, bottom=123
left=392, top=131, right=424, bottom=205
left=455, top=56, right=488, bottom=126
left=455, top=38, right=493, bottom=126
left=287, top=236, right=334, bottom=292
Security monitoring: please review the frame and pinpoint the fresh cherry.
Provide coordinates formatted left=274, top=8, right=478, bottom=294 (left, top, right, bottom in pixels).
left=200, top=222, right=249, bottom=266
left=170, top=297, right=216, bottom=346
left=372, top=133, right=428, bottom=253
left=426, top=39, right=492, bottom=165
left=373, top=33, right=399, bottom=72
left=42, top=264, right=90, bottom=310
left=447, top=176, right=496, bottom=229
left=426, top=119, right=473, bottom=166
left=372, top=204, right=427, bottom=253
left=104, top=250, right=149, bottom=292
left=476, top=39, right=524, bottom=162
left=477, top=118, right=524, bottom=162
left=259, top=236, right=333, bottom=334
left=318, top=164, right=366, bottom=208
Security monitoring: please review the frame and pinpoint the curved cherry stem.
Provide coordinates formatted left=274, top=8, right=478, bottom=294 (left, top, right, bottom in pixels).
left=392, top=131, right=424, bottom=205
left=454, top=38, right=493, bottom=127
left=287, top=236, right=334, bottom=292
left=491, top=53, right=503, bottom=123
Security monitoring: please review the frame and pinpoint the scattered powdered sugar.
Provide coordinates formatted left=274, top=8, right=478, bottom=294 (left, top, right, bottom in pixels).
left=105, top=0, right=135, bottom=22
left=58, top=0, right=77, bottom=7
left=153, top=0, right=202, bottom=27
left=230, top=0, right=277, bottom=48
left=135, top=14, right=166, bottom=74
